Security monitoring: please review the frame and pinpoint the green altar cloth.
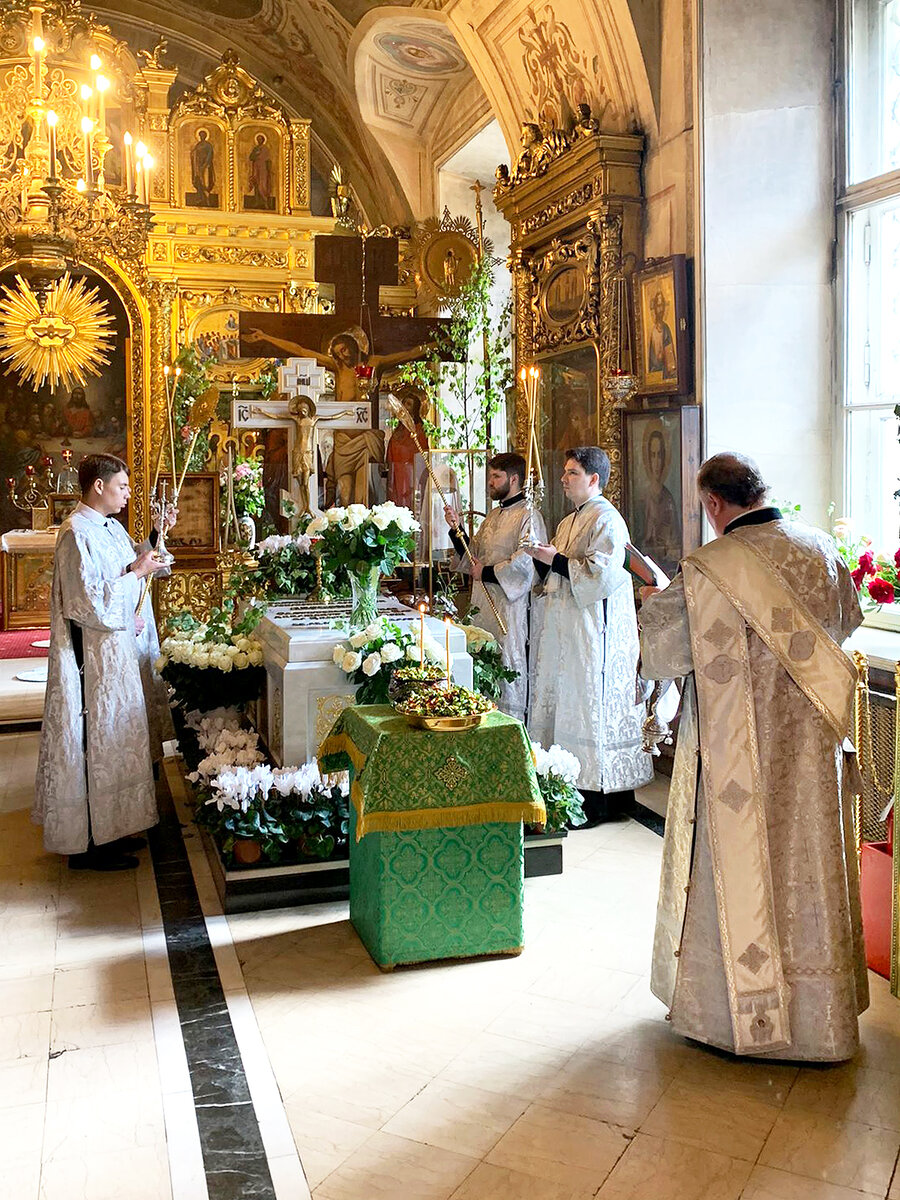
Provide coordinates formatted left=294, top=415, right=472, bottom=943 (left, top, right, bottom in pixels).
left=319, top=705, right=545, bottom=968
left=318, top=705, right=544, bottom=840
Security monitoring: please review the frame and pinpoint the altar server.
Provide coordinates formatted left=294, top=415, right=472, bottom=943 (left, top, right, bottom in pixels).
left=640, top=452, right=867, bottom=1060
left=445, top=452, right=545, bottom=722
left=35, top=454, right=171, bottom=870
left=526, top=446, right=652, bottom=820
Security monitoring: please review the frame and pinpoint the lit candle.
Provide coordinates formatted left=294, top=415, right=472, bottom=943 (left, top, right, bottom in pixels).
left=418, top=602, right=426, bottom=667
left=32, top=35, right=44, bottom=101
left=46, top=110, right=58, bottom=180
left=123, top=131, right=134, bottom=195
left=80, top=115, right=94, bottom=186
left=95, top=74, right=108, bottom=134
left=520, top=366, right=532, bottom=484
left=134, top=157, right=143, bottom=205
left=444, top=618, right=452, bottom=688
left=143, top=153, right=154, bottom=206
left=529, top=366, right=543, bottom=487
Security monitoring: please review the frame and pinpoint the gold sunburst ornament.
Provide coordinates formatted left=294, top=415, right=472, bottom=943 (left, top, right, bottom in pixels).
left=0, top=274, right=116, bottom=392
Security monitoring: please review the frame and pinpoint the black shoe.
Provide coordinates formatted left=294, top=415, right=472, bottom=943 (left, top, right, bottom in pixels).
left=111, top=835, right=147, bottom=852
left=68, top=850, right=140, bottom=871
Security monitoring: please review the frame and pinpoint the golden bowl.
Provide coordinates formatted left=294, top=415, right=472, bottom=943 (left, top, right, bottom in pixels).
left=402, top=706, right=495, bottom=732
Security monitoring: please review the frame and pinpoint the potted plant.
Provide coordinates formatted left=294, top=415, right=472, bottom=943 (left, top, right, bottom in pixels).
left=157, top=602, right=265, bottom=717
left=531, top=742, right=586, bottom=834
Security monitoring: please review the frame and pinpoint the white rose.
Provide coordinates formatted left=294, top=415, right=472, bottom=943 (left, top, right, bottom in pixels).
left=364, top=622, right=382, bottom=640
left=341, top=511, right=362, bottom=531
left=348, top=504, right=369, bottom=520
left=405, top=644, right=419, bottom=660
left=349, top=631, right=368, bottom=649
left=380, top=642, right=402, bottom=663
left=362, top=652, right=381, bottom=676
left=248, top=649, right=263, bottom=665
left=332, top=644, right=346, bottom=665
left=326, top=507, right=347, bottom=525
left=371, top=511, right=391, bottom=531
left=226, top=645, right=241, bottom=657
left=233, top=652, right=249, bottom=669
left=193, top=650, right=211, bottom=668
left=219, top=656, right=234, bottom=672
left=306, top=516, right=328, bottom=536
left=341, top=650, right=362, bottom=672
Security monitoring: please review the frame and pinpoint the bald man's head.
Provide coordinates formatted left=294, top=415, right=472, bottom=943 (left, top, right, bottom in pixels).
left=697, top=453, right=768, bottom=509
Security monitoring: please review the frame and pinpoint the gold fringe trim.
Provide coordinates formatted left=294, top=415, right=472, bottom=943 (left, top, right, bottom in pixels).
left=318, top=733, right=367, bottom=778
left=353, top=799, right=546, bottom=841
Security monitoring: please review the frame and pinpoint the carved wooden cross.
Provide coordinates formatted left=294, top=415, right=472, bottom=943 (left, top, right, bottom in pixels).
left=238, top=234, right=455, bottom=410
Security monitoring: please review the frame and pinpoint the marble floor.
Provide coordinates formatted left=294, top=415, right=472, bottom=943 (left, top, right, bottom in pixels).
left=1, top=732, right=900, bottom=1200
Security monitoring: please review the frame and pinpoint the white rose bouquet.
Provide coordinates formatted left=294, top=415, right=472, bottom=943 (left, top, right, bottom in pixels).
left=530, top=741, right=586, bottom=833
left=331, top=616, right=444, bottom=705
left=307, top=503, right=419, bottom=627
left=461, top=622, right=519, bottom=702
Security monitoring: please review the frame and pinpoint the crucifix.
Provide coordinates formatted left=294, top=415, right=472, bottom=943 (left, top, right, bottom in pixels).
left=238, top=233, right=456, bottom=412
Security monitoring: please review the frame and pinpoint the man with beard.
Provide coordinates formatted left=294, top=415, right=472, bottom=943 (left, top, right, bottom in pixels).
left=444, top=452, right=545, bottom=722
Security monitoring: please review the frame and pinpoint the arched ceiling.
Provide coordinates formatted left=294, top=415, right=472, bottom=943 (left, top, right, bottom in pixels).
left=88, top=0, right=660, bottom=222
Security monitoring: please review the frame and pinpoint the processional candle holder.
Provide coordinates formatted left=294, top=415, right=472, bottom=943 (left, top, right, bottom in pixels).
left=517, top=363, right=545, bottom=549
left=149, top=480, right=175, bottom=574
left=7, top=462, right=53, bottom=528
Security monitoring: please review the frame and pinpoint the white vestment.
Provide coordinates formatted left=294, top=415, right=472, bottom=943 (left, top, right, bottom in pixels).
left=640, top=518, right=868, bottom=1060
left=34, top=504, right=170, bottom=854
left=528, top=495, right=652, bottom=792
left=461, top=495, right=546, bottom=722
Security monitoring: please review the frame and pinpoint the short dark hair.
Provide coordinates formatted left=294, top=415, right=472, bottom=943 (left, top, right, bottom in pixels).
left=78, top=453, right=129, bottom=494
left=565, top=446, right=611, bottom=490
left=697, top=452, right=767, bottom=508
left=489, top=452, right=526, bottom=485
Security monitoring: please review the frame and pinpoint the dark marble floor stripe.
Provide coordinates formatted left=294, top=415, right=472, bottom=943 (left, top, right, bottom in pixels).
left=148, top=777, right=277, bottom=1200
left=626, top=798, right=666, bottom=837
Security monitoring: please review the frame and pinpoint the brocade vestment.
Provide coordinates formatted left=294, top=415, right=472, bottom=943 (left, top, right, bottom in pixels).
left=640, top=517, right=868, bottom=1060
left=528, top=495, right=652, bottom=792
left=34, top=504, right=171, bottom=854
left=458, top=495, right=546, bottom=722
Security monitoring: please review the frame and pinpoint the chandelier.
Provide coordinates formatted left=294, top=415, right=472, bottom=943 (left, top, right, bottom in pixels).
left=0, top=1, right=155, bottom=299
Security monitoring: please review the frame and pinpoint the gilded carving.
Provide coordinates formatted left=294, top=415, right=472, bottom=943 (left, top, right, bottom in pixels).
left=174, top=245, right=288, bottom=268
left=518, top=3, right=615, bottom=130
left=155, top=568, right=221, bottom=625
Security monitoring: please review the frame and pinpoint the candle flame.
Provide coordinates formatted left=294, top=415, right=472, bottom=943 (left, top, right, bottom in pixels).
left=90, top=53, right=102, bottom=70
left=80, top=83, right=92, bottom=102
left=96, top=75, right=109, bottom=93
left=135, top=141, right=147, bottom=159
left=33, top=36, right=44, bottom=53
left=80, top=116, right=94, bottom=134
left=46, top=110, right=57, bottom=127
left=143, top=154, right=154, bottom=170
left=124, top=131, right=132, bottom=145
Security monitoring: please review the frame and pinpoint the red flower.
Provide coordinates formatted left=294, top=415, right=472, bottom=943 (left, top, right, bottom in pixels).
left=851, top=566, right=866, bottom=589
left=858, top=550, right=876, bottom=574
left=894, top=547, right=900, bottom=570
left=868, top=577, right=895, bottom=605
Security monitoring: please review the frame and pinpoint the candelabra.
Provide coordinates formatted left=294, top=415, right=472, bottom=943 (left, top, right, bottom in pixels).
left=55, top=447, right=79, bottom=494
left=7, top=458, right=55, bottom=524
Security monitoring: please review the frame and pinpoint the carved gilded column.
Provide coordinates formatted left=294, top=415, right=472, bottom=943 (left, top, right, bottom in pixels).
left=590, top=204, right=625, bottom=507
left=509, top=248, right=534, bottom=455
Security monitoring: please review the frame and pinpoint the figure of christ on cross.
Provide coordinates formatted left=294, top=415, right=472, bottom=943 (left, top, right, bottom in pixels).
left=238, top=234, right=457, bottom=410
left=251, top=395, right=356, bottom=516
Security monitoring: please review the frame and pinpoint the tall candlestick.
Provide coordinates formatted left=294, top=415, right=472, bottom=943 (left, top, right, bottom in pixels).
left=95, top=74, right=108, bottom=134
left=418, top=603, right=426, bottom=667
left=124, top=131, right=134, bottom=195
left=46, top=110, right=58, bottom=180
left=444, top=618, right=451, bottom=688
left=520, top=367, right=532, bottom=484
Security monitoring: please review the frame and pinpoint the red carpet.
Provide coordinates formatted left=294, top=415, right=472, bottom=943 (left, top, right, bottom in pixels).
left=0, top=629, right=50, bottom=659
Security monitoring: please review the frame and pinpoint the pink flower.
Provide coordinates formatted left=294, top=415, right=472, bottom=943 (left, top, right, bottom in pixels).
left=180, top=424, right=191, bottom=441
left=234, top=463, right=252, bottom=481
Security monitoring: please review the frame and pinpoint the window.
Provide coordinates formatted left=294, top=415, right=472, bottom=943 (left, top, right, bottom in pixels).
left=842, top=0, right=900, bottom=550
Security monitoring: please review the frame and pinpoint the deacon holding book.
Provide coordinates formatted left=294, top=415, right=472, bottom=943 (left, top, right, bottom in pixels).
left=445, top=452, right=545, bottom=722
left=639, top=453, right=867, bottom=1059
left=525, top=446, right=652, bottom=822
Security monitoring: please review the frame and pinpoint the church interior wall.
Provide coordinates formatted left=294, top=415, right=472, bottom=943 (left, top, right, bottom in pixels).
left=697, top=0, right=837, bottom=525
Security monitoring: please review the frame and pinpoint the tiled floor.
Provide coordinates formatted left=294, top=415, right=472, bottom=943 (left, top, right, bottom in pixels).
left=2, top=734, right=900, bottom=1200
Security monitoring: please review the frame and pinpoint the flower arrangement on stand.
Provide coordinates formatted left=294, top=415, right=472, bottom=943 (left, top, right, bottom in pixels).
left=158, top=603, right=265, bottom=717
left=460, top=624, right=518, bottom=702
left=832, top=516, right=900, bottom=608
left=228, top=531, right=338, bottom=604
left=531, top=742, right=586, bottom=834
left=332, top=617, right=446, bottom=704
left=221, top=456, right=269, bottom=543
left=307, top=503, right=419, bottom=628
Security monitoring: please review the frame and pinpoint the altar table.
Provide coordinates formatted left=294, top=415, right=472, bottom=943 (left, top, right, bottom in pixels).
left=319, top=705, right=544, bottom=969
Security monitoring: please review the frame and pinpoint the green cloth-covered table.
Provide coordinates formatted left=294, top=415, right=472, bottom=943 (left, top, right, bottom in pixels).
left=319, top=705, right=544, bottom=968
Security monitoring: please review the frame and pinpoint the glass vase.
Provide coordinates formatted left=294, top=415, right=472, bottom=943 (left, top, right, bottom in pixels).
left=348, top=563, right=381, bottom=631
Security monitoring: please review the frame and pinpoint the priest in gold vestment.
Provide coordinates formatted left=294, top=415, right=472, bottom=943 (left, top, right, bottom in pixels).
left=639, top=453, right=868, bottom=1060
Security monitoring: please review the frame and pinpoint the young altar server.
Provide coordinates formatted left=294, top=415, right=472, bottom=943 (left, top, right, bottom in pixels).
left=525, top=446, right=652, bottom=822
left=34, top=454, right=172, bottom=870
left=639, top=453, right=867, bottom=1060
left=445, top=452, right=545, bottom=722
